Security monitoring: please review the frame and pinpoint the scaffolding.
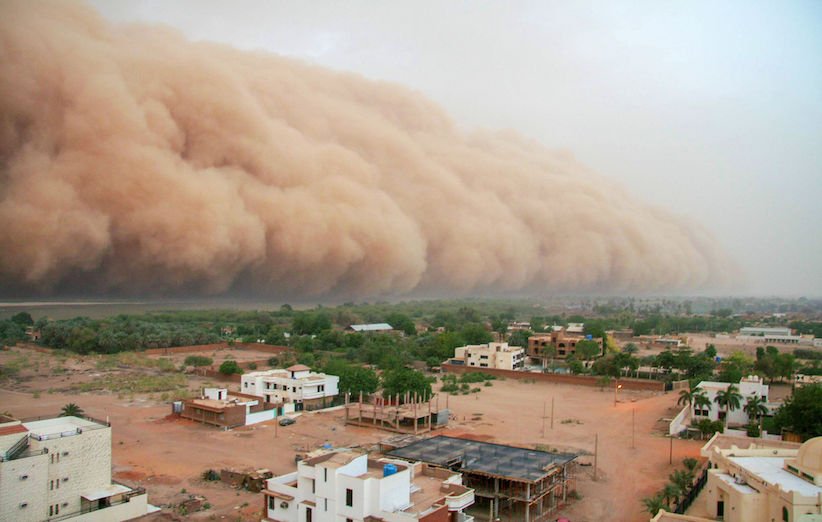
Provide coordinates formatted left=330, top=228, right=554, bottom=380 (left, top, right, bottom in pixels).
left=386, top=436, right=577, bottom=522
left=344, top=392, right=449, bottom=434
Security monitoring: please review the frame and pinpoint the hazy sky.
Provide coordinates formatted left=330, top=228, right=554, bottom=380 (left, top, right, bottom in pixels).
left=89, top=0, right=822, bottom=296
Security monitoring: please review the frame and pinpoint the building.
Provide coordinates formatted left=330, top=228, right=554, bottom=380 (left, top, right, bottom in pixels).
left=347, top=323, right=394, bottom=333
left=739, top=327, right=792, bottom=337
left=527, top=326, right=595, bottom=363
left=262, top=449, right=475, bottom=522
left=652, top=435, right=822, bottom=522
left=737, top=327, right=812, bottom=346
left=451, top=342, right=524, bottom=370
left=387, top=436, right=578, bottom=521
left=794, top=374, right=822, bottom=388
left=242, top=365, right=340, bottom=411
left=178, top=387, right=282, bottom=429
left=691, top=376, right=771, bottom=427
left=0, top=414, right=149, bottom=522
left=344, top=393, right=449, bottom=434
left=565, top=323, right=585, bottom=334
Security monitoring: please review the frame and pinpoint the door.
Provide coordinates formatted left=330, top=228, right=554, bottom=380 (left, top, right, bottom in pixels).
left=306, top=506, right=312, bottom=522
left=717, top=500, right=724, bottom=518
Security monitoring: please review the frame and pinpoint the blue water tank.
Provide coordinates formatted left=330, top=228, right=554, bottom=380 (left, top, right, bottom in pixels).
left=322, top=443, right=332, bottom=450
left=585, top=334, right=592, bottom=340
left=715, top=356, right=722, bottom=363
left=383, top=463, right=398, bottom=477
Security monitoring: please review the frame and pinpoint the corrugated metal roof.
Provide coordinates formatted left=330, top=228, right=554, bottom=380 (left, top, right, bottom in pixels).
left=349, top=323, right=393, bottom=332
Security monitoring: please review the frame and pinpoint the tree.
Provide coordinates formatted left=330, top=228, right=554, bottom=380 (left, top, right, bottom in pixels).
left=11, top=312, right=34, bottom=326
left=508, top=329, right=532, bottom=348
left=60, top=403, right=84, bottom=417
left=743, top=394, right=768, bottom=426
left=386, top=313, right=416, bottom=336
left=692, top=391, right=711, bottom=417
left=661, top=483, right=682, bottom=508
left=325, top=360, right=379, bottom=397
left=575, top=340, right=601, bottom=361
left=682, top=457, right=699, bottom=473
left=623, top=343, right=639, bottom=355
left=704, top=344, right=717, bottom=359
left=669, top=469, right=694, bottom=493
left=381, top=368, right=432, bottom=402
left=218, top=360, right=243, bottom=375
left=714, top=384, right=742, bottom=427
left=641, top=494, right=665, bottom=516
left=460, top=323, right=492, bottom=345
left=677, top=388, right=696, bottom=408
left=771, top=384, right=822, bottom=440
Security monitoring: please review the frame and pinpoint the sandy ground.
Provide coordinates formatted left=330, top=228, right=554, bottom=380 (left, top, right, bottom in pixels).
left=1, top=344, right=710, bottom=521
left=145, top=347, right=286, bottom=367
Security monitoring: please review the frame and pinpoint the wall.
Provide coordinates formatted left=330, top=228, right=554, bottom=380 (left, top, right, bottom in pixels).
left=441, top=364, right=665, bottom=391
left=144, top=342, right=290, bottom=356
left=0, top=452, right=49, bottom=522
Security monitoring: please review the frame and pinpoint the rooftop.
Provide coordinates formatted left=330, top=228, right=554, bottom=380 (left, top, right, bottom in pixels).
left=24, top=416, right=104, bottom=438
left=387, top=436, right=576, bottom=483
left=349, top=323, right=393, bottom=332
left=287, top=364, right=311, bottom=372
left=728, top=456, right=821, bottom=497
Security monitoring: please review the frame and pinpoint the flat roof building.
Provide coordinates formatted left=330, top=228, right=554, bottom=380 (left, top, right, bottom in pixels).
left=262, top=449, right=474, bottom=522
left=347, top=323, right=394, bottom=333
left=242, top=365, right=339, bottom=411
left=0, top=414, right=149, bottom=522
left=178, top=387, right=282, bottom=428
left=451, top=342, right=525, bottom=371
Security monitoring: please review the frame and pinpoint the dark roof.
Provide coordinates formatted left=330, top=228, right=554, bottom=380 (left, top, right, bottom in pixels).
left=386, top=436, right=576, bottom=483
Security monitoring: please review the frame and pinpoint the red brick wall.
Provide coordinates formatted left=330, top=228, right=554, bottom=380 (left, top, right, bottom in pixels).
left=419, top=504, right=449, bottom=522
left=441, top=363, right=665, bottom=391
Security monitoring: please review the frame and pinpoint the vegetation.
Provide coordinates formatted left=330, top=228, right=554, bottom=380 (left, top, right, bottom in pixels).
left=714, top=384, right=743, bottom=428
left=771, top=384, right=822, bottom=440
left=184, top=355, right=213, bottom=367
left=323, top=359, right=379, bottom=397
left=60, top=403, right=84, bottom=417
left=381, top=368, right=432, bottom=402
left=218, top=360, right=243, bottom=375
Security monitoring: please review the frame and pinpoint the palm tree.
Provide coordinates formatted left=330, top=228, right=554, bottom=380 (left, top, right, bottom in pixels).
left=714, top=384, right=743, bottom=427
left=661, top=483, right=682, bottom=508
left=642, top=494, right=665, bottom=516
left=744, top=394, right=769, bottom=435
left=677, top=388, right=695, bottom=408
left=670, top=469, right=694, bottom=493
left=60, top=403, right=84, bottom=417
left=682, top=457, right=699, bottom=474
left=692, top=390, right=711, bottom=418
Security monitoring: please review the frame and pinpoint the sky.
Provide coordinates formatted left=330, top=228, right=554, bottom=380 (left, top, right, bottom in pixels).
left=87, top=0, right=822, bottom=296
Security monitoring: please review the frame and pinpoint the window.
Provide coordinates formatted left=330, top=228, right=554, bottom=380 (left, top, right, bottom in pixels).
left=268, top=497, right=276, bottom=509
left=346, top=488, right=353, bottom=507
left=324, top=468, right=328, bottom=482
left=318, top=385, right=324, bottom=392
left=324, top=498, right=328, bottom=511
left=244, top=382, right=248, bottom=388
left=50, top=480, right=54, bottom=490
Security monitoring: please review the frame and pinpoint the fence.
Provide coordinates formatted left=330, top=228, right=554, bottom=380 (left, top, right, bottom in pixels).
left=441, top=364, right=666, bottom=391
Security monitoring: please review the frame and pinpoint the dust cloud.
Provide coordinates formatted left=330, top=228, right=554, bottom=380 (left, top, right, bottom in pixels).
left=0, top=1, right=735, bottom=298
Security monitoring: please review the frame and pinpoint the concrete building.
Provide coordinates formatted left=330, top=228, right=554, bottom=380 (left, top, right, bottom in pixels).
left=388, top=436, right=578, bottom=521
left=794, top=374, right=822, bottom=388
left=740, top=327, right=792, bottom=337
left=692, top=376, right=771, bottom=427
left=262, top=449, right=475, bottom=522
left=0, top=414, right=149, bottom=522
left=452, top=342, right=525, bottom=370
left=178, top=387, right=282, bottom=429
left=652, top=435, right=822, bottom=522
left=527, top=327, right=596, bottom=362
left=242, top=365, right=340, bottom=411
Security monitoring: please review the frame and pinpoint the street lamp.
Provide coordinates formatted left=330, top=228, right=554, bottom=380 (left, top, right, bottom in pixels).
left=614, top=383, right=622, bottom=406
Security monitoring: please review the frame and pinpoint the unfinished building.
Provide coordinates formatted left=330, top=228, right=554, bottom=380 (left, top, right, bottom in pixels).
left=344, top=392, right=449, bottom=434
left=387, top=436, right=577, bottom=522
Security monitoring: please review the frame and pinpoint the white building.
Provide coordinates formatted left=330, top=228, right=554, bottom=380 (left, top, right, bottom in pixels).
left=452, top=342, right=525, bottom=370
left=242, top=365, right=340, bottom=411
left=566, top=323, right=585, bottom=334
left=0, top=414, right=149, bottom=522
left=739, top=327, right=792, bottom=337
left=692, top=376, right=771, bottom=427
left=262, top=450, right=475, bottom=522
left=348, top=323, right=394, bottom=333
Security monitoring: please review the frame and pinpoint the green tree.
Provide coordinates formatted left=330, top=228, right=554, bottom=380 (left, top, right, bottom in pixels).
left=714, top=384, right=743, bottom=427
left=11, top=312, right=34, bottom=326
left=325, top=360, right=379, bottom=397
left=771, top=384, right=822, bottom=440
left=507, top=329, right=532, bottom=348
left=459, top=323, right=492, bottom=345
left=184, top=355, right=213, bottom=367
left=623, top=342, right=639, bottom=355
left=692, top=391, right=712, bottom=417
left=669, top=469, right=694, bottom=493
left=677, top=388, right=696, bottom=408
left=218, top=360, right=243, bottom=375
left=642, top=494, right=665, bottom=516
left=60, top=403, right=85, bottom=417
left=743, top=394, right=768, bottom=425
left=661, top=483, right=682, bottom=508
left=381, top=368, right=432, bottom=402
left=682, top=457, right=699, bottom=473
left=575, top=339, right=601, bottom=361
left=385, top=313, right=416, bottom=336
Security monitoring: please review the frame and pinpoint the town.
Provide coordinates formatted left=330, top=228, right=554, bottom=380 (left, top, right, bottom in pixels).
left=1, top=297, right=820, bottom=521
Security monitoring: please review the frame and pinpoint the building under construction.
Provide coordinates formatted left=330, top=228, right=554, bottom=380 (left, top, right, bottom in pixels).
left=343, top=392, right=449, bottom=434
left=387, top=436, right=577, bottom=522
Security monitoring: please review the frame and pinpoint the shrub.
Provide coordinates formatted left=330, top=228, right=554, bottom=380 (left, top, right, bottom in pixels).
left=247, top=362, right=257, bottom=370
left=184, top=355, right=213, bottom=367
left=459, top=372, right=497, bottom=383
left=267, top=356, right=279, bottom=367
left=202, top=469, right=220, bottom=481
left=218, top=360, right=243, bottom=375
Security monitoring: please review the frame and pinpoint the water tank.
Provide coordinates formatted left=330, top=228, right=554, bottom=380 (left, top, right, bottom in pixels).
left=383, top=463, right=398, bottom=477
left=585, top=334, right=592, bottom=340
left=322, top=443, right=332, bottom=450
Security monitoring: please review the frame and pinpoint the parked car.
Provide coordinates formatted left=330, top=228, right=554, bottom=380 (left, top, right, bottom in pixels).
left=279, top=417, right=296, bottom=426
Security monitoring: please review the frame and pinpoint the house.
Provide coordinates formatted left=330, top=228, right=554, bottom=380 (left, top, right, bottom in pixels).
left=527, top=326, right=597, bottom=363
left=794, top=374, right=822, bottom=388
left=242, top=365, right=340, bottom=411
left=0, top=414, right=149, bottom=522
left=262, top=449, right=475, bottom=522
left=388, top=436, right=578, bottom=521
left=652, top=434, right=821, bottom=522
left=451, top=342, right=524, bottom=370
left=691, top=376, right=771, bottom=427
left=178, top=387, right=282, bottom=429
left=347, top=323, right=394, bottom=333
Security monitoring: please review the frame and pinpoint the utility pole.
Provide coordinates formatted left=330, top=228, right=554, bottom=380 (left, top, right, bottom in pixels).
left=541, top=401, right=546, bottom=438
left=593, top=433, right=599, bottom=481
left=631, top=408, right=635, bottom=449
left=551, top=396, right=555, bottom=430
left=669, top=435, right=673, bottom=465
